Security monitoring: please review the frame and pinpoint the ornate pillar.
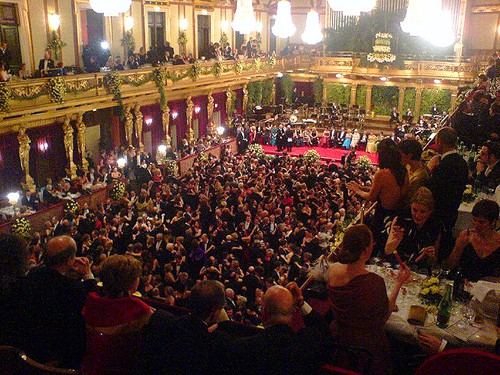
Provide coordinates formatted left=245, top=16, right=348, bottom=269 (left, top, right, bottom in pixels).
left=134, top=104, right=144, bottom=150
left=225, top=88, right=233, bottom=126
left=76, top=113, right=88, bottom=173
left=207, top=92, right=215, bottom=135
left=397, top=86, right=405, bottom=115
left=62, top=116, right=77, bottom=179
left=322, top=80, right=328, bottom=104
left=185, top=96, right=194, bottom=143
left=271, top=80, right=276, bottom=105
left=366, top=85, right=373, bottom=112
left=162, top=105, right=171, bottom=146
left=242, top=84, right=249, bottom=114
left=451, top=91, right=458, bottom=111
left=415, top=87, right=423, bottom=118
left=350, top=84, right=357, bottom=106
left=17, top=127, right=35, bottom=191
left=124, top=105, right=134, bottom=148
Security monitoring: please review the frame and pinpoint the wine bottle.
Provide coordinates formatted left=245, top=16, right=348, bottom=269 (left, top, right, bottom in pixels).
left=452, top=268, right=464, bottom=302
left=436, top=284, right=452, bottom=329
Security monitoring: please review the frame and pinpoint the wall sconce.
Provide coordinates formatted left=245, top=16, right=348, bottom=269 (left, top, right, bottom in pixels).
left=7, top=192, right=19, bottom=206
left=117, top=158, right=127, bottom=168
left=124, top=16, right=134, bottom=31
left=154, top=6, right=160, bottom=12
left=433, top=79, right=441, bottom=84
left=48, top=13, right=60, bottom=30
left=380, top=76, right=387, bottom=82
left=201, top=9, right=208, bottom=15
left=194, top=106, right=201, bottom=114
left=221, top=21, right=229, bottom=32
left=214, top=104, right=218, bottom=108
left=216, top=126, right=225, bottom=135
left=38, top=140, right=49, bottom=153
left=172, top=111, right=179, bottom=119
left=335, top=73, right=343, bottom=78
left=158, top=145, right=167, bottom=154
left=101, top=41, right=110, bottom=50
left=179, top=18, right=188, bottom=31
left=145, top=118, right=153, bottom=125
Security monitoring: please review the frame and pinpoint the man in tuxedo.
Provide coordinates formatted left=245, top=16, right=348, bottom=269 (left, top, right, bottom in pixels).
left=336, top=127, right=346, bottom=148
left=23, top=236, right=96, bottom=368
left=431, top=103, right=440, bottom=116
left=329, top=126, right=337, bottom=148
left=229, top=283, right=331, bottom=374
left=477, top=141, right=500, bottom=189
left=428, top=127, right=468, bottom=259
left=285, top=125, right=294, bottom=152
left=0, top=42, right=11, bottom=70
left=38, top=50, right=55, bottom=76
left=276, top=124, right=286, bottom=152
left=390, top=107, right=399, bottom=126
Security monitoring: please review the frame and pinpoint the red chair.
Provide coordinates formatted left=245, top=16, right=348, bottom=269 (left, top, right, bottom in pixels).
left=415, top=348, right=500, bottom=375
left=318, top=364, right=361, bottom=375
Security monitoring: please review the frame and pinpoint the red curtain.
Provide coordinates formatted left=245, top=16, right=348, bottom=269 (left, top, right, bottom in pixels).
left=193, top=95, right=208, bottom=137
left=169, top=98, right=188, bottom=148
left=0, top=132, right=23, bottom=194
left=213, top=92, right=227, bottom=127
left=141, top=104, right=163, bottom=156
left=294, top=81, right=313, bottom=97
left=234, top=88, right=243, bottom=116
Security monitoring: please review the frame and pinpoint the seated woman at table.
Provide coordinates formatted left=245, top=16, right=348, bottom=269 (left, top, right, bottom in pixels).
left=384, top=187, right=443, bottom=270
left=327, top=224, right=410, bottom=374
left=446, top=199, right=500, bottom=281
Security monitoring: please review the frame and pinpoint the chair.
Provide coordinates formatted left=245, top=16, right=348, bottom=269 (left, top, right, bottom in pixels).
left=0, top=345, right=79, bottom=374
left=415, top=348, right=500, bottom=375
left=318, top=364, right=361, bottom=375
left=328, top=342, right=373, bottom=375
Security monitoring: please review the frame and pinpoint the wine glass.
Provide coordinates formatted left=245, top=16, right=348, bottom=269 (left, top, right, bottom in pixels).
left=461, top=302, right=476, bottom=326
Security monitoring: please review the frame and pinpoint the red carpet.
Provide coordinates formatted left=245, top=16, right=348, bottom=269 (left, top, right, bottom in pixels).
left=262, top=145, right=379, bottom=165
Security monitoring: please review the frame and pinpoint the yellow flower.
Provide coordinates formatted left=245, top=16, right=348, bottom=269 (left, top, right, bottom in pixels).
left=420, top=287, right=430, bottom=295
left=430, top=285, right=441, bottom=294
left=427, top=305, right=438, bottom=314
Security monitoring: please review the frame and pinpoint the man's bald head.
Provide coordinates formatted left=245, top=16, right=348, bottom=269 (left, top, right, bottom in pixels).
left=262, top=285, right=295, bottom=326
left=44, top=235, right=77, bottom=267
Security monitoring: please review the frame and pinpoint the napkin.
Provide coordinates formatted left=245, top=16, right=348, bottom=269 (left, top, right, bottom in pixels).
left=471, top=281, right=500, bottom=303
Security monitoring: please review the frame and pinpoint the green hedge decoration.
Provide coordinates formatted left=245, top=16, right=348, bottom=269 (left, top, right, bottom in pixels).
left=326, top=83, right=351, bottom=105
left=403, top=87, right=416, bottom=114
left=372, top=85, right=399, bottom=116
left=262, top=79, right=274, bottom=106
left=313, top=77, right=323, bottom=104
left=420, top=88, right=451, bottom=115
left=281, top=74, right=294, bottom=104
left=356, top=85, right=366, bottom=108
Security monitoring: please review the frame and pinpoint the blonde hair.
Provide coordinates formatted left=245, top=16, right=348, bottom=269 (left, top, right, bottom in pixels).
left=411, top=187, right=434, bottom=211
left=100, top=255, right=142, bottom=298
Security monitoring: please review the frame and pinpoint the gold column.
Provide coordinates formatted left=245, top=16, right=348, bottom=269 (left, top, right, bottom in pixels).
left=185, top=96, right=194, bottom=143
left=162, top=105, right=171, bottom=146
left=366, top=85, right=373, bottom=112
left=134, top=104, right=144, bottom=150
left=271, top=80, right=276, bottom=105
left=415, top=87, right=423, bottom=118
left=322, top=80, right=328, bottom=104
left=62, top=116, right=77, bottom=179
left=225, top=88, right=233, bottom=126
left=397, top=86, right=405, bottom=115
left=17, top=127, right=35, bottom=192
left=242, top=84, right=249, bottom=114
left=350, top=84, right=357, bottom=106
left=207, top=91, right=215, bottom=135
left=124, top=105, right=134, bottom=148
left=76, top=113, right=88, bottom=173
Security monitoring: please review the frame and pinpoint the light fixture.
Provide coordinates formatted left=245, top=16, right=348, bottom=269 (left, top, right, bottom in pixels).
left=215, top=104, right=218, bottom=108
left=179, top=18, right=188, bottom=31
left=216, top=126, right=225, bottom=135
left=7, top=192, right=19, bottom=206
left=48, top=14, right=60, bottom=30
left=272, top=0, right=296, bottom=38
left=101, top=41, right=110, bottom=50
left=90, top=0, right=132, bottom=17
left=335, top=73, right=343, bottom=78
left=301, top=10, right=323, bottom=45
left=158, top=145, right=167, bottom=154
left=277, top=72, right=283, bottom=78
left=380, top=76, right=387, bottom=81
left=145, top=118, right=153, bottom=125
left=124, top=16, right=134, bottom=31
left=38, top=141, right=49, bottom=153
left=172, top=112, right=179, bottom=119
left=117, top=158, right=127, bottom=168
left=195, top=106, right=201, bottom=114
left=232, top=0, right=258, bottom=35
left=255, top=21, right=263, bottom=33
left=201, top=9, right=208, bottom=15
left=221, top=20, right=229, bottom=32
left=327, top=0, right=376, bottom=17
left=434, top=79, right=441, bottom=84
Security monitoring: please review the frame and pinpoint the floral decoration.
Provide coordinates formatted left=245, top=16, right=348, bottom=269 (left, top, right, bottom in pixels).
left=214, top=62, right=223, bottom=78
left=462, top=184, right=476, bottom=203
left=165, top=160, right=178, bottom=176
left=247, top=144, right=265, bottom=158
left=12, top=217, right=32, bottom=240
left=152, top=68, right=168, bottom=110
left=356, top=155, right=373, bottom=171
left=190, top=62, right=201, bottom=81
left=419, top=277, right=444, bottom=310
left=104, top=71, right=124, bottom=116
left=253, top=57, right=261, bottom=72
left=109, top=181, right=126, bottom=202
left=0, top=84, right=12, bottom=112
left=48, top=77, right=67, bottom=104
left=303, top=149, right=321, bottom=164
left=198, top=151, right=208, bottom=163
left=235, top=60, right=243, bottom=75
left=46, top=30, right=66, bottom=61
left=64, top=198, right=79, bottom=218
left=178, top=31, right=187, bottom=51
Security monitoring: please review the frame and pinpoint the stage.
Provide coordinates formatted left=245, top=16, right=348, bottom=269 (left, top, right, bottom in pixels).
left=262, top=145, right=379, bottom=165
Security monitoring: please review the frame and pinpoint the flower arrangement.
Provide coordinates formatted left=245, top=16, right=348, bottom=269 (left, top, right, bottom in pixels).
left=220, top=32, right=229, bottom=49
left=419, top=277, right=444, bottom=310
left=198, top=151, right=208, bottom=163
left=247, top=144, right=265, bottom=158
left=462, top=184, right=476, bottom=203
left=46, top=30, right=66, bottom=61
left=152, top=68, right=167, bottom=110
left=253, top=57, right=261, bottom=72
left=121, top=30, right=136, bottom=54
left=0, top=84, right=12, bottom=112
left=214, top=62, right=223, bottom=78
left=303, top=149, right=321, bottom=164
left=104, top=71, right=124, bottom=116
left=12, top=217, right=32, bottom=240
left=235, top=60, right=243, bottom=75
left=165, top=160, right=178, bottom=176
left=64, top=198, right=79, bottom=218
left=268, top=53, right=277, bottom=69
left=48, top=77, right=67, bottom=104
left=356, top=155, right=372, bottom=171
left=109, top=181, right=126, bottom=202
left=178, top=31, right=187, bottom=51
left=190, top=61, right=201, bottom=82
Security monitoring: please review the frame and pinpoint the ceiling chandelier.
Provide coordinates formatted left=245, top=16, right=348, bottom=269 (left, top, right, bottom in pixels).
left=232, top=0, right=258, bottom=35
left=90, top=0, right=132, bottom=17
left=327, top=0, right=376, bottom=17
left=400, top=0, right=455, bottom=47
left=301, top=10, right=323, bottom=45
left=272, top=0, right=296, bottom=38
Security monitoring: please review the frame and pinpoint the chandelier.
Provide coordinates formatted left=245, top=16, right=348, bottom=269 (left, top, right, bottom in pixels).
left=401, top=0, right=455, bottom=47
left=232, top=0, right=258, bottom=35
left=272, top=0, right=296, bottom=38
left=90, top=0, right=132, bottom=17
left=301, top=10, right=323, bottom=45
left=327, top=0, right=376, bottom=17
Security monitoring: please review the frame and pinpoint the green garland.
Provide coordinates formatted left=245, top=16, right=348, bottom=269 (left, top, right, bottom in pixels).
left=152, top=68, right=167, bottom=110
left=253, top=57, right=261, bottom=73
left=261, top=79, right=274, bottom=106
left=122, top=73, right=153, bottom=87
left=235, top=60, right=243, bottom=75
left=281, top=74, right=294, bottom=104
left=214, top=62, right=223, bottom=78
left=220, top=32, right=229, bottom=49
left=46, top=30, right=66, bottom=61
left=121, top=30, right=136, bottom=54
left=11, top=217, right=32, bottom=240
left=0, top=84, right=12, bottom=112
left=313, top=77, right=323, bottom=104
left=103, top=71, right=124, bottom=116
left=178, top=31, right=187, bottom=51
left=48, top=76, right=67, bottom=104
left=190, top=62, right=201, bottom=81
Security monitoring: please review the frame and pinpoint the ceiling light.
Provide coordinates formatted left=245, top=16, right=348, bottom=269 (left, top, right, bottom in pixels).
left=272, top=1, right=296, bottom=38
left=301, top=10, right=323, bottom=45
left=90, top=0, right=132, bottom=17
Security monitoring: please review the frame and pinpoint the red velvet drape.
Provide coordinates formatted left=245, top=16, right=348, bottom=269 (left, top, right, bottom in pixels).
left=193, top=95, right=208, bottom=137
left=213, top=92, right=227, bottom=127
left=169, top=99, right=188, bottom=148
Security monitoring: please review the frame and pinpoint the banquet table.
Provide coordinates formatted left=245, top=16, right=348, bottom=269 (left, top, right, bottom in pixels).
left=370, top=266, right=498, bottom=352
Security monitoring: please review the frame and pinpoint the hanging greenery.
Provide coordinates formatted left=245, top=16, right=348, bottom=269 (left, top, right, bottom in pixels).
left=253, top=57, right=261, bottom=72
left=372, top=86, right=399, bottom=116
left=103, top=71, right=124, bottom=117
left=0, top=84, right=12, bottom=112
left=220, top=32, right=229, bottom=49
left=46, top=30, right=66, bottom=61
left=152, top=68, right=167, bottom=110
left=190, top=61, right=201, bottom=81
left=261, top=79, right=274, bottom=106
left=402, top=87, right=416, bottom=114
left=214, top=62, right=223, bottom=78
left=281, top=74, right=294, bottom=104
left=178, top=31, right=188, bottom=52
left=48, top=76, right=67, bottom=104
left=235, top=60, right=243, bottom=75
left=313, top=77, right=323, bottom=104
left=121, top=30, right=136, bottom=55
left=420, top=89, right=452, bottom=115
left=356, top=85, right=367, bottom=108
left=326, top=83, right=351, bottom=105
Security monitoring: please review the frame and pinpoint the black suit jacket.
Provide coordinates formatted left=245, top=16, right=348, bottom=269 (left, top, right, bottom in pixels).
left=230, top=310, right=331, bottom=375
left=429, top=152, right=468, bottom=230
left=478, top=162, right=500, bottom=189
left=22, top=267, right=97, bottom=368
left=38, top=58, right=55, bottom=72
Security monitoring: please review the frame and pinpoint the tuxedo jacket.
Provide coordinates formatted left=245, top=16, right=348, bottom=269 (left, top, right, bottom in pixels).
left=478, top=162, right=500, bottom=189
left=38, top=58, right=55, bottom=71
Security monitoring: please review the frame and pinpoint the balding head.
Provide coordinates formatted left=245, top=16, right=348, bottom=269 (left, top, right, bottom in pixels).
left=262, top=285, right=295, bottom=326
left=44, top=235, right=77, bottom=268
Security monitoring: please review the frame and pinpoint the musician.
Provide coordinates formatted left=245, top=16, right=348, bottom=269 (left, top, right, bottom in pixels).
left=431, top=103, right=439, bottom=116
left=390, top=107, right=399, bottom=124
left=256, top=123, right=264, bottom=145
left=406, top=108, right=413, bottom=123
left=285, top=125, right=294, bottom=152
left=321, top=128, right=330, bottom=148
left=303, top=128, right=312, bottom=146
left=336, top=127, right=346, bottom=148
left=329, top=126, right=338, bottom=148
left=294, top=127, right=304, bottom=147
left=311, top=127, right=319, bottom=146
left=276, top=124, right=286, bottom=151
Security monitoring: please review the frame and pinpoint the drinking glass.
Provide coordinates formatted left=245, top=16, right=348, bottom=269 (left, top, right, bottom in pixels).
left=461, top=302, right=476, bottom=325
